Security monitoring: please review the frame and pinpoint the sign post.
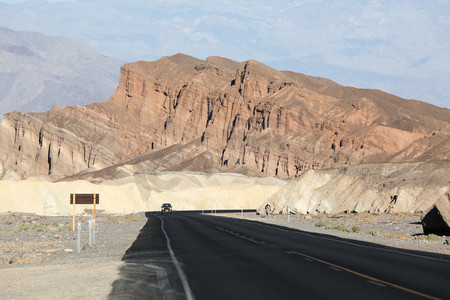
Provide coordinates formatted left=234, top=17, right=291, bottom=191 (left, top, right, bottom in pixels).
left=93, top=193, right=96, bottom=229
left=72, top=194, right=76, bottom=231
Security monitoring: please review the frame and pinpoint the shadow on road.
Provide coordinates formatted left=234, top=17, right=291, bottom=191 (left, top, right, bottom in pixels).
left=108, top=213, right=184, bottom=300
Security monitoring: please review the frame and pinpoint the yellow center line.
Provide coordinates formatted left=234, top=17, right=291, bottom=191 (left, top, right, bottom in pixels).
left=289, top=251, right=440, bottom=300
left=368, top=281, right=387, bottom=287
left=215, top=226, right=265, bottom=244
left=213, top=224, right=441, bottom=299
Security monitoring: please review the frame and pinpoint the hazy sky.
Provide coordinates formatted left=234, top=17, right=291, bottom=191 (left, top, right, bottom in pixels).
left=0, top=0, right=449, bottom=108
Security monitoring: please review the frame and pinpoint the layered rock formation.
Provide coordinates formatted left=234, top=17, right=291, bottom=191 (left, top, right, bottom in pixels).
left=0, top=53, right=449, bottom=181
left=257, top=161, right=450, bottom=215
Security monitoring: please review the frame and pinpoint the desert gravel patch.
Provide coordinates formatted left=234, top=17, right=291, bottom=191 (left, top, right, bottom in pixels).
left=0, top=212, right=146, bottom=300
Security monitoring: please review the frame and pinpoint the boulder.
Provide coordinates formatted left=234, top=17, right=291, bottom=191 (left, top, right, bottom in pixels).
left=421, top=191, right=450, bottom=235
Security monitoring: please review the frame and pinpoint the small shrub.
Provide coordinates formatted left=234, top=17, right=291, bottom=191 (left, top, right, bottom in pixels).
left=314, top=220, right=345, bottom=230
left=366, top=229, right=380, bottom=236
left=426, top=234, right=442, bottom=243
left=14, top=224, right=32, bottom=233
left=315, top=220, right=327, bottom=227
left=32, top=222, right=47, bottom=232
left=412, top=235, right=427, bottom=241
left=14, top=222, right=49, bottom=233
left=352, top=225, right=361, bottom=233
left=382, top=233, right=411, bottom=239
left=324, top=222, right=339, bottom=230
left=412, top=234, right=442, bottom=243
left=58, top=225, right=73, bottom=231
left=337, top=224, right=350, bottom=232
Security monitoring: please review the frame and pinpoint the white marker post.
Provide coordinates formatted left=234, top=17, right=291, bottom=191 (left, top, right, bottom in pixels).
left=88, top=219, right=92, bottom=247
left=72, top=194, right=76, bottom=231
left=92, top=223, right=96, bottom=246
left=77, top=221, right=81, bottom=253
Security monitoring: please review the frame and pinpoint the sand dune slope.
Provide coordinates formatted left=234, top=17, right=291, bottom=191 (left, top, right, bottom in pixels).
left=0, top=172, right=285, bottom=215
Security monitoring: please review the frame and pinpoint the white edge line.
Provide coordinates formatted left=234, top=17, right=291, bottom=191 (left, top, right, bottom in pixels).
left=240, top=219, right=450, bottom=263
left=157, top=216, right=195, bottom=300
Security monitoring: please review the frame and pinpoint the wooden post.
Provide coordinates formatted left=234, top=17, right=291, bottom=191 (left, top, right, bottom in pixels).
left=93, top=194, right=96, bottom=229
left=72, top=194, right=76, bottom=231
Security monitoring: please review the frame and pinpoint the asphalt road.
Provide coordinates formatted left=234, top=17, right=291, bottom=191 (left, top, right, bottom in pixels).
left=109, top=212, right=450, bottom=300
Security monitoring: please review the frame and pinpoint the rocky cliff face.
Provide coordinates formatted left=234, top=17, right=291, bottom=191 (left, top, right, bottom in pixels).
left=0, top=54, right=449, bottom=181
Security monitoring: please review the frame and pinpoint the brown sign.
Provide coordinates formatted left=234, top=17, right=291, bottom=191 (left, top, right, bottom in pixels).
left=70, top=194, right=99, bottom=204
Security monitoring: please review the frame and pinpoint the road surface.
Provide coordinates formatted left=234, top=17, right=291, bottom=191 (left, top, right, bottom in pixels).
left=109, top=212, right=450, bottom=299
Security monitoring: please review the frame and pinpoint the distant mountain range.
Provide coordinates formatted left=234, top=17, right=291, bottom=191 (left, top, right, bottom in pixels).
left=0, top=0, right=448, bottom=108
left=0, top=27, right=123, bottom=118
left=0, top=54, right=448, bottom=181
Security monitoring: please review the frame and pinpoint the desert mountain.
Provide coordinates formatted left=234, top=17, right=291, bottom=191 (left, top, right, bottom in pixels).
left=0, top=27, right=123, bottom=118
left=0, top=53, right=449, bottom=181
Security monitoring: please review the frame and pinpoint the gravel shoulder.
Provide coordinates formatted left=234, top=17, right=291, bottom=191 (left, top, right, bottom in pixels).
left=222, top=212, right=450, bottom=256
left=0, top=212, right=147, bottom=300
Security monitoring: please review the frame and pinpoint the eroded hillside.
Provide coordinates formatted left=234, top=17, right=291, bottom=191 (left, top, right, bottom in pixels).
left=0, top=54, right=449, bottom=181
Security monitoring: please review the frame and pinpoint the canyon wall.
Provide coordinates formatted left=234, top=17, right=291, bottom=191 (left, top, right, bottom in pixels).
left=0, top=54, right=449, bottom=181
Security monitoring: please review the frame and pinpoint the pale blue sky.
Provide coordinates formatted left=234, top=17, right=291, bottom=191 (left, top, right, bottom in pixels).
left=0, top=0, right=449, bottom=107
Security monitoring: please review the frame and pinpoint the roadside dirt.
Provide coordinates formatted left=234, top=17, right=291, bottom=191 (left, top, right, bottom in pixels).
left=0, top=212, right=147, bottom=300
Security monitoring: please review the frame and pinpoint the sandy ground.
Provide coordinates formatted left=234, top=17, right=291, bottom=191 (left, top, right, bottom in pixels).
left=1, top=211, right=449, bottom=299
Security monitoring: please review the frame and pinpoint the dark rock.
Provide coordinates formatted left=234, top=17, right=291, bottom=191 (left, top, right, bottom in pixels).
left=9, top=252, right=24, bottom=264
left=421, top=191, right=450, bottom=235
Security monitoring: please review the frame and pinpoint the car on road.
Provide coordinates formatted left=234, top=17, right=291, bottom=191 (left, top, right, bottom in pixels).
left=161, top=203, right=173, bottom=214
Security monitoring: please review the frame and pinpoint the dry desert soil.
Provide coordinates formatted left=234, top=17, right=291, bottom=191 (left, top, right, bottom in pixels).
left=0, top=211, right=449, bottom=299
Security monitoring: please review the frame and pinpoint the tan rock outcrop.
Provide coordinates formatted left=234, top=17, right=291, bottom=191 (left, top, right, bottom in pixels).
left=0, top=54, right=449, bottom=181
left=258, top=161, right=450, bottom=215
